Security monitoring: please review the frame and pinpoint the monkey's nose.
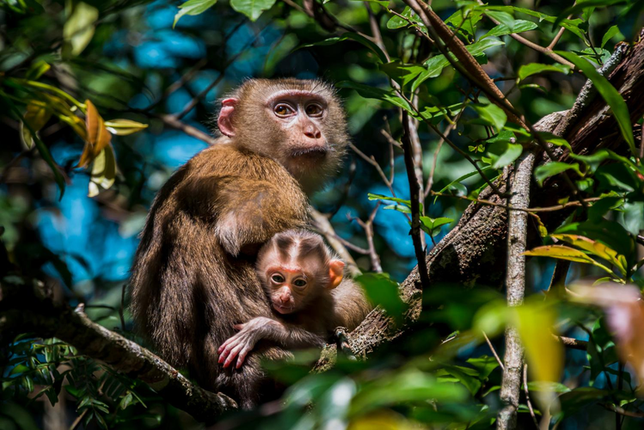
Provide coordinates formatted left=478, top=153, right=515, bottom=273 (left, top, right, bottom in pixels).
left=303, top=125, right=321, bottom=140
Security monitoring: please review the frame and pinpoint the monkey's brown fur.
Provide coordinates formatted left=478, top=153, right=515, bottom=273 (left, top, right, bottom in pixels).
left=129, top=79, right=349, bottom=408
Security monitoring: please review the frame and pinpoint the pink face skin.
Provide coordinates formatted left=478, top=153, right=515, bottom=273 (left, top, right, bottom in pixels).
left=265, top=265, right=313, bottom=315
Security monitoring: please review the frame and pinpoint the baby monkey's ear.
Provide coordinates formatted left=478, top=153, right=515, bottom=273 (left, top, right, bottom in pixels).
left=327, top=260, right=345, bottom=289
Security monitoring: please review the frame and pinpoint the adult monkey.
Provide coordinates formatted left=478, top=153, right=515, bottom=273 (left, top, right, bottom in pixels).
left=129, top=79, right=349, bottom=408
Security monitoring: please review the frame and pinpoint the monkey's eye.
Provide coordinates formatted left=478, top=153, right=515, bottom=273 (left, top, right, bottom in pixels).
left=271, top=274, right=285, bottom=283
left=305, top=104, right=323, bottom=117
left=293, top=279, right=307, bottom=288
left=274, top=104, right=295, bottom=117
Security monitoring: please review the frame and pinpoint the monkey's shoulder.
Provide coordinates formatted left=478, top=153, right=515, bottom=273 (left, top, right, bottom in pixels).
left=186, top=144, right=297, bottom=183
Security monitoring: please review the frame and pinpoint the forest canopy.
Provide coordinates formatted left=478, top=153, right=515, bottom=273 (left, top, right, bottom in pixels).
left=0, top=0, right=643, bottom=429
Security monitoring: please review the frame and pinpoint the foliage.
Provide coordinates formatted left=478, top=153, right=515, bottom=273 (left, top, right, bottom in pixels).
left=0, top=0, right=643, bottom=429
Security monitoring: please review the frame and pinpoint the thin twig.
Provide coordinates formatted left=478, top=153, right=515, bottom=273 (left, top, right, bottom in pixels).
left=353, top=204, right=383, bottom=273
left=154, top=114, right=217, bottom=145
left=174, top=22, right=268, bottom=120
left=401, top=111, right=431, bottom=290
left=311, top=209, right=361, bottom=277
left=523, top=363, right=540, bottom=429
left=425, top=124, right=451, bottom=198
left=431, top=191, right=603, bottom=213
left=557, top=335, right=588, bottom=350
left=483, top=332, right=504, bottom=371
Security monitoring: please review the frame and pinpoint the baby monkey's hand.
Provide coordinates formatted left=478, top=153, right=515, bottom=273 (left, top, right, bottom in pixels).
left=218, top=317, right=276, bottom=368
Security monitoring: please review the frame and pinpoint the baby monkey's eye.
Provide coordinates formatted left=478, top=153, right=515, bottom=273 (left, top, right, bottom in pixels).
left=305, top=104, right=323, bottom=117
left=271, top=274, right=285, bottom=283
left=274, top=104, right=294, bottom=117
left=293, top=279, right=307, bottom=288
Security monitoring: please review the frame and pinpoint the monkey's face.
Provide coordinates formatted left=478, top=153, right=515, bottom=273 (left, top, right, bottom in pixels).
left=217, top=79, right=349, bottom=194
left=263, top=266, right=320, bottom=314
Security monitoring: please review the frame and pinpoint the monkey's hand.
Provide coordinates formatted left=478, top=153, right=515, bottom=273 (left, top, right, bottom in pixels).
left=218, top=317, right=278, bottom=369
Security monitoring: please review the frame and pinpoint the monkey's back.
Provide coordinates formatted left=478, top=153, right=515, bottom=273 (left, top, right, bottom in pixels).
left=129, top=143, right=309, bottom=397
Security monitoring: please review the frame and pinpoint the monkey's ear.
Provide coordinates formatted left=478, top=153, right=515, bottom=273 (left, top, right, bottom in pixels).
left=327, top=260, right=345, bottom=289
left=218, top=98, right=238, bottom=137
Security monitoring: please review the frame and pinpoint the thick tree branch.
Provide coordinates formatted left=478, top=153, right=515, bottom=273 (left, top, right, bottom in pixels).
left=498, top=150, right=535, bottom=430
left=0, top=277, right=236, bottom=423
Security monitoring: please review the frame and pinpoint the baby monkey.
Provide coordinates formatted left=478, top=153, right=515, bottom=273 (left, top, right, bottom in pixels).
left=218, top=230, right=370, bottom=368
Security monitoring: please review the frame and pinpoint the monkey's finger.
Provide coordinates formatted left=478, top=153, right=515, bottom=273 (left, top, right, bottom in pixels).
left=224, top=344, right=244, bottom=368
left=234, top=324, right=245, bottom=330
left=235, top=347, right=252, bottom=368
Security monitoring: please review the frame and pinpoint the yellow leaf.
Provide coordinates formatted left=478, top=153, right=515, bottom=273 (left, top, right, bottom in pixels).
left=552, top=234, right=627, bottom=276
left=63, top=2, right=98, bottom=56
left=79, top=100, right=111, bottom=168
left=514, top=302, right=563, bottom=412
left=20, top=102, right=52, bottom=149
left=104, top=119, right=149, bottom=136
left=524, top=245, right=613, bottom=274
left=88, top=145, right=117, bottom=197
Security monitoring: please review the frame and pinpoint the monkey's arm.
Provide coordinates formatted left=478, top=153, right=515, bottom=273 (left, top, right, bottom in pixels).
left=210, top=178, right=308, bottom=256
left=217, top=317, right=324, bottom=368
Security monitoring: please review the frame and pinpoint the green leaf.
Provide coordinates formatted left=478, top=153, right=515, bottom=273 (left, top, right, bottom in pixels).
left=173, top=0, right=218, bottom=27
left=422, top=37, right=504, bottom=79
left=436, top=166, right=496, bottom=195
left=527, top=381, right=571, bottom=393
left=472, top=102, right=507, bottom=132
left=355, top=273, right=405, bottom=324
left=486, top=138, right=522, bottom=169
left=477, top=6, right=586, bottom=39
left=559, top=387, right=611, bottom=418
left=534, top=162, right=582, bottom=186
left=467, top=356, right=499, bottom=380
left=481, top=20, right=537, bottom=39
left=554, top=0, right=628, bottom=29
left=25, top=60, right=51, bottom=80
left=556, top=51, right=636, bottom=156
left=337, top=82, right=412, bottom=112
left=230, top=0, right=276, bottom=21
left=380, top=62, right=426, bottom=87
left=387, top=6, right=422, bottom=30
left=600, top=24, right=624, bottom=48
left=570, top=149, right=642, bottom=175
left=355, top=0, right=390, bottom=6
left=445, top=9, right=483, bottom=37
left=517, top=63, right=571, bottom=81
left=439, top=365, right=482, bottom=395
left=63, top=2, right=99, bottom=56
left=302, top=33, right=388, bottom=63
left=419, top=216, right=453, bottom=237
left=524, top=245, right=614, bottom=274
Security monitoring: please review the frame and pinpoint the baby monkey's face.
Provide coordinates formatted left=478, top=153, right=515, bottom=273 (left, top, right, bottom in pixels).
left=264, top=265, right=315, bottom=315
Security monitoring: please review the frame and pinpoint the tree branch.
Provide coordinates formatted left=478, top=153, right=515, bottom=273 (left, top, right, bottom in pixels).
left=0, top=277, right=236, bottom=423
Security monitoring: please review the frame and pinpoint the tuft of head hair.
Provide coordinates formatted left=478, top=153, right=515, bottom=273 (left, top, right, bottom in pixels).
left=257, top=229, right=338, bottom=288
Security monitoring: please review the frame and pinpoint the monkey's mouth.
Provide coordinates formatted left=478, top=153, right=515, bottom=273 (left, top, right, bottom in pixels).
left=273, top=303, right=293, bottom=314
left=290, top=146, right=328, bottom=159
